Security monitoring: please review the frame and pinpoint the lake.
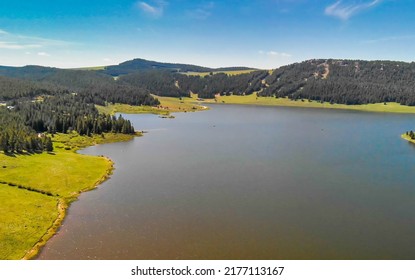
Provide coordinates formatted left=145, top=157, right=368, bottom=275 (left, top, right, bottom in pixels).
left=38, top=104, right=415, bottom=259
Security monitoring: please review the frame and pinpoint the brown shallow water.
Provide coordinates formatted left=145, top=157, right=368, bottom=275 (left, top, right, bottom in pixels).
left=38, top=105, right=415, bottom=259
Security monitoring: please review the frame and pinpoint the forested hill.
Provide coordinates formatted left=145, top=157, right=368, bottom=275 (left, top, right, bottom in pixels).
left=115, top=59, right=415, bottom=105
left=2, top=58, right=415, bottom=106
left=100, top=58, right=256, bottom=76
left=259, top=59, right=415, bottom=105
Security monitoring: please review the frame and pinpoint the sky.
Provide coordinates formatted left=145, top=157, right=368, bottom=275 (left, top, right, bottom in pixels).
left=0, top=0, right=414, bottom=69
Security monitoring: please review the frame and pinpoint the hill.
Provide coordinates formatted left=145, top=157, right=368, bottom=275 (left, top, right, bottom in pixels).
left=115, top=59, right=415, bottom=106
left=2, top=58, right=415, bottom=105
left=259, top=59, right=415, bottom=105
left=100, top=58, right=256, bottom=76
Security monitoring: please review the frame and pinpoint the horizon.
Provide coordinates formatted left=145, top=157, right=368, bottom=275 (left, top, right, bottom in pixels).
left=1, top=0, right=414, bottom=69
left=1, top=56, right=415, bottom=71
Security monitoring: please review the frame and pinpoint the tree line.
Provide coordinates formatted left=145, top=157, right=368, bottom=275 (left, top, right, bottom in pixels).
left=4, top=58, right=415, bottom=106
left=0, top=109, right=53, bottom=153
left=259, top=59, right=415, bottom=105
left=16, top=94, right=136, bottom=136
left=118, top=59, right=415, bottom=106
left=119, top=70, right=269, bottom=98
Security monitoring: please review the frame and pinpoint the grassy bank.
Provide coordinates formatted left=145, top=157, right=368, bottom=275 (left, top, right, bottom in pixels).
left=96, top=95, right=208, bottom=116
left=202, top=94, right=415, bottom=114
left=96, top=103, right=169, bottom=115
left=182, top=69, right=256, bottom=77
left=0, top=184, right=58, bottom=260
left=0, top=132, right=138, bottom=259
left=401, top=134, right=415, bottom=144
left=99, top=93, right=415, bottom=116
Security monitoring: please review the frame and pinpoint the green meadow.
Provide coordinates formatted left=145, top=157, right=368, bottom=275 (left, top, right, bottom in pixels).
left=201, top=93, right=415, bottom=114
left=182, top=69, right=256, bottom=77
left=96, top=95, right=208, bottom=116
left=0, top=132, right=138, bottom=259
left=0, top=184, right=58, bottom=260
left=98, top=93, right=415, bottom=118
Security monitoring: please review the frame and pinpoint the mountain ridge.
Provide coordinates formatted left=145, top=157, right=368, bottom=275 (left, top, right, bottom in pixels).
left=2, top=57, right=415, bottom=105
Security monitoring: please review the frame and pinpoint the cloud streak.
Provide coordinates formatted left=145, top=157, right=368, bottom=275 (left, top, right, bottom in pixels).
left=325, top=0, right=381, bottom=20
left=259, top=50, right=292, bottom=58
left=137, top=0, right=167, bottom=18
left=0, top=41, right=42, bottom=50
left=0, top=29, right=73, bottom=50
left=37, top=52, right=51, bottom=57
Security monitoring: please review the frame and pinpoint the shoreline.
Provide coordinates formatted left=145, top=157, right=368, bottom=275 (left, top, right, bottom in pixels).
left=21, top=157, right=115, bottom=260
left=98, top=94, right=415, bottom=116
left=200, top=95, right=415, bottom=114
left=22, top=155, right=115, bottom=260
left=12, top=133, right=136, bottom=260
left=22, top=198, right=67, bottom=260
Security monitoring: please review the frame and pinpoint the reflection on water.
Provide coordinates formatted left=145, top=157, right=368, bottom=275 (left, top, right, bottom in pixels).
left=38, top=105, right=415, bottom=259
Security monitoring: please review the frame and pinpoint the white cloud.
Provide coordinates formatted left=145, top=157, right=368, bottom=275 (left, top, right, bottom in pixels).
left=16, top=34, right=73, bottom=47
left=268, top=51, right=292, bottom=57
left=259, top=50, right=292, bottom=58
left=0, top=29, right=73, bottom=51
left=103, top=58, right=112, bottom=62
left=0, top=41, right=42, bottom=49
left=37, top=52, right=51, bottom=57
left=137, top=0, right=167, bottom=18
left=325, top=0, right=381, bottom=20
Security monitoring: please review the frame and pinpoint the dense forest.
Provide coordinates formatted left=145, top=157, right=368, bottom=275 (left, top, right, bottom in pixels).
left=115, top=58, right=415, bottom=105
left=0, top=67, right=151, bottom=154
left=0, top=108, right=53, bottom=153
left=259, top=59, right=415, bottom=105
left=3, top=58, right=415, bottom=106
left=0, top=93, right=136, bottom=154
left=2, top=57, right=415, bottom=154
left=118, top=70, right=269, bottom=98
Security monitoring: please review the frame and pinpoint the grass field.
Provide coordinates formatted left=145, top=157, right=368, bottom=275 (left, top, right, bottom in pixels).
left=0, top=184, right=59, bottom=260
left=96, top=95, right=208, bottom=116
left=52, top=131, right=138, bottom=151
left=70, top=66, right=107, bottom=71
left=96, top=103, right=170, bottom=115
left=154, top=95, right=208, bottom=112
left=182, top=69, right=256, bottom=77
left=401, top=134, right=415, bottom=144
left=201, top=94, right=415, bottom=114
left=0, top=132, right=138, bottom=259
left=0, top=149, right=112, bottom=198
left=99, top=93, right=415, bottom=116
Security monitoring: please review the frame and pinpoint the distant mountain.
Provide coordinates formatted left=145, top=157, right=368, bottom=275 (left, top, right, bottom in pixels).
left=0, top=65, right=59, bottom=80
left=0, top=65, right=117, bottom=92
left=2, top=58, right=415, bottom=106
left=100, top=58, right=256, bottom=76
left=0, top=58, right=257, bottom=80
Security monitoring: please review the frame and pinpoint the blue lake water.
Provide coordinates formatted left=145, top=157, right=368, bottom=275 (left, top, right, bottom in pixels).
left=38, top=104, right=415, bottom=259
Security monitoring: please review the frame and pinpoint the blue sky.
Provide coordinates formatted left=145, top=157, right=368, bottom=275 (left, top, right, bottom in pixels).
left=0, top=0, right=414, bottom=69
